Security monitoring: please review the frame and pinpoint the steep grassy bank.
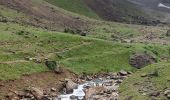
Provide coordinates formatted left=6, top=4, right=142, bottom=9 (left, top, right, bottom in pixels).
left=120, top=62, right=170, bottom=99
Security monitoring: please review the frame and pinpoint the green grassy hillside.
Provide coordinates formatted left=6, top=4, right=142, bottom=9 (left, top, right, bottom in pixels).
left=0, top=22, right=169, bottom=80
left=120, top=62, right=170, bottom=99
left=0, top=1, right=170, bottom=100
left=44, top=0, right=100, bottom=19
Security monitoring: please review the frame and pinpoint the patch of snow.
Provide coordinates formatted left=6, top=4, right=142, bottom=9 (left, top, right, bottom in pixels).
left=158, top=3, right=170, bottom=10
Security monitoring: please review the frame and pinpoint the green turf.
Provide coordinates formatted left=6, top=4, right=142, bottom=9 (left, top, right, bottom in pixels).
left=120, top=62, right=170, bottom=99
left=0, top=22, right=169, bottom=80
left=45, top=0, right=100, bottom=19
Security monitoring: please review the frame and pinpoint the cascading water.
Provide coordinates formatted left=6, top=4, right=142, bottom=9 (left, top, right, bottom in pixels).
left=57, top=79, right=119, bottom=100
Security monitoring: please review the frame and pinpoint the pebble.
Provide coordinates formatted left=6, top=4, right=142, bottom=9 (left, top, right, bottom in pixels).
left=51, top=88, right=56, bottom=92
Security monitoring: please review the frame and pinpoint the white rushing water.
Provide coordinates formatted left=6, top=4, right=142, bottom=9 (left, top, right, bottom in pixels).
left=58, top=79, right=116, bottom=100
left=58, top=83, right=88, bottom=100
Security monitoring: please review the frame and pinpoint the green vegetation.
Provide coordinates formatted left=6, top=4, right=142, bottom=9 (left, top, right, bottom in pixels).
left=0, top=1, right=170, bottom=100
left=0, top=22, right=169, bottom=80
left=120, top=62, right=170, bottom=99
left=45, top=0, right=100, bottom=19
left=0, top=62, right=48, bottom=81
left=89, top=22, right=141, bottom=40
left=0, top=5, right=27, bottom=19
left=45, top=61, right=57, bottom=70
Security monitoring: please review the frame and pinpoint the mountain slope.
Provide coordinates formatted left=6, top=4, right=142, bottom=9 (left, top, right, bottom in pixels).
left=44, top=0, right=168, bottom=25
left=0, top=0, right=89, bottom=31
left=1, top=0, right=169, bottom=26
left=127, top=0, right=170, bottom=22
left=120, top=62, right=170, bottom=99
left=44, top=0, right=100, bottom=19
left=83, top=0, right=146, bottom=22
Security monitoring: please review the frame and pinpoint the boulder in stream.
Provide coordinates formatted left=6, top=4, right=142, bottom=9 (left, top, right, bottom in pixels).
left=65, top=79, right=78, bottom=93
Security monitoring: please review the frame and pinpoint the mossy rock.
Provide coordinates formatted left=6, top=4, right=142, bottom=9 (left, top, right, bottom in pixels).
left=45, top=61, right=57, bottom=70
left=166, top=30, right=170, bottom=37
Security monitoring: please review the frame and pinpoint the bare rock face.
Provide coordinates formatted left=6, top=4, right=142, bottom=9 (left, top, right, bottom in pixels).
left=129, top=53, right=157, bottom=69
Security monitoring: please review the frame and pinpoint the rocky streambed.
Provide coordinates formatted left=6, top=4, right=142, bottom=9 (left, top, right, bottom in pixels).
left=6, top=70, right=132, bottom=100
left=58, top=70, right=131, bottom=100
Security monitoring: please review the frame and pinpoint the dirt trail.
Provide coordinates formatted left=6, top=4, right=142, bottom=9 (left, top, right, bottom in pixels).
left=0, top=60, right=28, bottom=64
left=36, top=42, right=92, bottom=60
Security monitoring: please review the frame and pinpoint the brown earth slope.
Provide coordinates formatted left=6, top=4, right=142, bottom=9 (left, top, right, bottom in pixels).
left=0, top=0, right=89, bottom=31
left=83, top=0, right=162, bottom=25
left=0, top=69, right=76, bottom=100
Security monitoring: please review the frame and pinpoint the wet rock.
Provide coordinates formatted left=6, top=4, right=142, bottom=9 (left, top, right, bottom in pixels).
left=149, top=91, right=160, bottom=97
left=167, top=94, right=170, bottom=99
left=104, top=85, right=119, bottom=92
left=50, top=92, right=57, bottom=97
left=109, top=72, right=118, bottom=76
left=51, top=88, right=56, bottom=92
left=24, top=93, right=34, bottom=98
left=65, top=79, right=78, bottom=93
left=119, top=70, right=128, bottom=76
left=110, top=97, right=118, bottom=100
left=30, top=87, right=44, bottom=100
left=93, top=95, right=100, bottom=100
left=104, top=81, right=113, bottom=86
left=115, top=79, right=123, bottom=84
left=164, top=90, right=170, bottom=95
left=110, top=75, right=122, bottom=80
left=70, top=95, right=78, bottom=100
left=112, top=92, right=119, bottom=97
left=62, top=88, right=67, bottom=94
left=86, top=75, right=92, bottom=81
